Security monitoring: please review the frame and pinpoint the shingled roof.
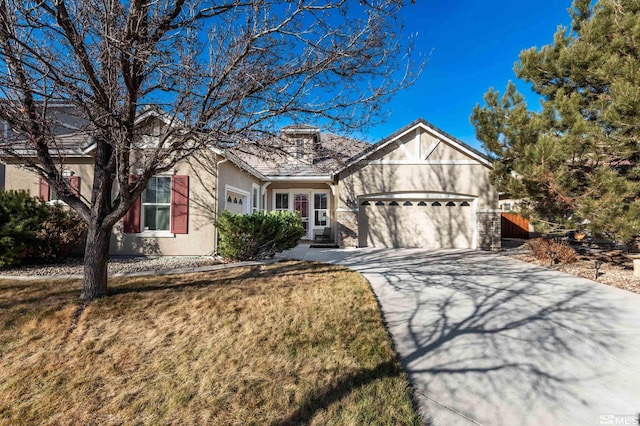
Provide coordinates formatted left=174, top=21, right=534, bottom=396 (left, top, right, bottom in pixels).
left=230, top=132, right=369, bottom=177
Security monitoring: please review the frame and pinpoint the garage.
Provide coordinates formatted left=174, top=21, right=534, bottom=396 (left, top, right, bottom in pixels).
left=359, top=196, right=476, bottom=249
left=335, top=119, right=499, bottom=251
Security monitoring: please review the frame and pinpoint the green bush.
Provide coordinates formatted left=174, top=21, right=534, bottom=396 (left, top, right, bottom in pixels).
left=0, top=190, right=49, bottom=267
left=0, top=190, right=87, bottom=268
left=217, top=210, right=305, bottom=260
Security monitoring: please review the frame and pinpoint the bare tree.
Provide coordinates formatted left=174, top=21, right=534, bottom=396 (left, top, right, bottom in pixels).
left=0, top=0, right=418, bottom=299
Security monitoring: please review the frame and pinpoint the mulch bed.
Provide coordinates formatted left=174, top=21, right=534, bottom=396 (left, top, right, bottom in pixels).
left=510, top=245, right=640, bottom=295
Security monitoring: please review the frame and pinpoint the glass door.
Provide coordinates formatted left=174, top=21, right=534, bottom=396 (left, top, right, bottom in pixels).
left=294, top=193, right=310, bottom=239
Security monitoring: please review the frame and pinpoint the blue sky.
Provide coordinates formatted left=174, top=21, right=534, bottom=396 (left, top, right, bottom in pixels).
left=365, top=0, right=575, bottom=149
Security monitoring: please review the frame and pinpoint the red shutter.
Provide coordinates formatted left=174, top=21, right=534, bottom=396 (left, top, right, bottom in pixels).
left=38, top=177, right=50, bottom=201
left=171, top=175, right=189, bottom=234
left=123, top=175, right=141, bottom=233
left=69, top=176, right=81, bottom=197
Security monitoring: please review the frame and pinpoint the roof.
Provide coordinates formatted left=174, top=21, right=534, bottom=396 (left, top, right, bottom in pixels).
left=230, top=132, right=369, bottom=178
left=0, top=105, right=180, bottom=158
left=333, top=118, right=492, bottom=176
left=0, top=104, right=94, bottom=156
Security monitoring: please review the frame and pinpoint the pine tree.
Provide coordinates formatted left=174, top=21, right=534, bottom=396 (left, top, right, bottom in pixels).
left=471, top=0, right=640, bottom=246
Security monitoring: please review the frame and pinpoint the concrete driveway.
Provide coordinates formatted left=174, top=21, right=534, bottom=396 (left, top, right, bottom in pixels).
left=281, top=246, right=640, bottom=426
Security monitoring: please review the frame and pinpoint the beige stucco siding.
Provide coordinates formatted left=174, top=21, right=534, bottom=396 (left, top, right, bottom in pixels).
left=336, top=127, right=498, bottom=249
left=4, top=153, right=220, bottom=256
left=339, top=163, right=496, bottom=209
left=4, top=160, right=96, bottom=199
left=217, top=161, right=261, bottom=214
left=4, top=164, right=39, bottom=194
left=111, top=154, right=219, bottom=256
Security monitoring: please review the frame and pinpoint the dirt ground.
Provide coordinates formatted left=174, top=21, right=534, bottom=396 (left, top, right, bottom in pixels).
left=504, top=239, right=640, bottom=295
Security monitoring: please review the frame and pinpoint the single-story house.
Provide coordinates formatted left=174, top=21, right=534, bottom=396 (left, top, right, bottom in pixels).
left=0, top=111, right=500, bottom=255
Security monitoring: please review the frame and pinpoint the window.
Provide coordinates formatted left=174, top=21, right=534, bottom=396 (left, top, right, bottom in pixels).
left=314, top=193, right=328, bottom=226
left=252, top=185, right=260, bottom=213
left=123, top=175, right=189, bottom=235
left=295, top=139, right=304, bottom=159
left=275, top=193, right=289, bottom=211
left=142, top=176, right=171, bottom=231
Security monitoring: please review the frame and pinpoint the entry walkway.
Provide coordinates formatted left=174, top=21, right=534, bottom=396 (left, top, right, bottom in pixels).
left=281, top=246, right=640, bottom=426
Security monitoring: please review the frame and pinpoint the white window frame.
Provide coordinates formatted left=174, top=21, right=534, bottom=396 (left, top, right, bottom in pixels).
left=271, top=189, right=330, bottom=240
left=225, top=184, right=250, bottom=214
left=139, top=175, right=173, bottom=237
left=251, top=183, right=260, bottom=213
left=312, top=191, right=330, bottom=228
left=274, top=191, right=290, bottom=212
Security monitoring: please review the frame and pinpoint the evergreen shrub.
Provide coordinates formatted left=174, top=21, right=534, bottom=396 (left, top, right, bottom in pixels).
left=217, top=210, right=305, bottom=260
left=0, top=190, right=49, bottom=267
left=0, top=190, right=87, bottom=268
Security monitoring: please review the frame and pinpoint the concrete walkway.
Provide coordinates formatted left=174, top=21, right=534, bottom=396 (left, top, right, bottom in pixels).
left=281, top=245, right=640, bottom=426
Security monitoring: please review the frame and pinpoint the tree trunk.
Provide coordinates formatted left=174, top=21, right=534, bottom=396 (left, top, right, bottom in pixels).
left=81, top=224, right=112, bottom=300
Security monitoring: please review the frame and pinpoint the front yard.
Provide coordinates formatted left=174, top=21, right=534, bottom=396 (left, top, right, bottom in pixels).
left=0, top=261, right=421, bottom=425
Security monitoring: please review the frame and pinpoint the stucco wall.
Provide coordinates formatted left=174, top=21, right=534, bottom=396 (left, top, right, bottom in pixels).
left=111, top=154, right=219, bottom=256
left=339, top=163, right=497, bottom=209
left=4, top=160, right=96, bottom=198
left=4, top=153, right=220, bottom=256
left=217, top=160, right=261, bottom=214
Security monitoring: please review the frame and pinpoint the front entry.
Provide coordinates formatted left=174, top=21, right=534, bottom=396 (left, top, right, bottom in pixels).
left=294, top=193, right=310, bottom=239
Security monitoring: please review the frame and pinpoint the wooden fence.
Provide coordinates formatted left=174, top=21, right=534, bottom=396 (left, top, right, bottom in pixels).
left=501, top=213, right=529, bottom=239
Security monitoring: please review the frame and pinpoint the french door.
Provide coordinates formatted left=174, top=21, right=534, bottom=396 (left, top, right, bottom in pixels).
left=293, top=193, right=310, bottom=239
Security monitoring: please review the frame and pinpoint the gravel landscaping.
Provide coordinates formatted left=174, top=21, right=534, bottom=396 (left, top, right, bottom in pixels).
left=0, top=256, right=221, bottom=277
left=504, top=239, right=640, bottom=295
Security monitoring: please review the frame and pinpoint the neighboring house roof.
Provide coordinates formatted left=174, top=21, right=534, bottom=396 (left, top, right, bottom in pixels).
left=0, top=105, right=179, bottom=158
left=334, top=118, right=493, bottom=177
left=0, top=104, right=95, bottom=157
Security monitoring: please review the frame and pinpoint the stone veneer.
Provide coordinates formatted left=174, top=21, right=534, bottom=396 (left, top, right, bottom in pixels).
left=476, top=211, right=501, bottom=251
left=337, top=210, right=359, bottom=248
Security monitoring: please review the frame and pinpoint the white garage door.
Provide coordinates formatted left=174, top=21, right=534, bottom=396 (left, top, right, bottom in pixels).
left=359, top=198, right=475, bottom=249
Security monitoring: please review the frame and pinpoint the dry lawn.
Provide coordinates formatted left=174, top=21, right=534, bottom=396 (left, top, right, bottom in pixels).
left=0, top=261, right=420, bottom=425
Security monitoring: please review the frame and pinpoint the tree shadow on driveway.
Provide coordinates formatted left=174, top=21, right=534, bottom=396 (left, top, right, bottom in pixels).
left=305, top=248, right=640, bottom=425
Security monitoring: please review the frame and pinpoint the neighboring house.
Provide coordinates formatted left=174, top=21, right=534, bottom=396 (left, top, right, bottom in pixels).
left=1, top=113, right=500, bottom=255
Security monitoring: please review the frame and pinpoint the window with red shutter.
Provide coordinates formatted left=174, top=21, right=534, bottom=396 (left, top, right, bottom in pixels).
left=38, top=177, right=50, bottom=201
left=69, top=176, right=81, bottom=197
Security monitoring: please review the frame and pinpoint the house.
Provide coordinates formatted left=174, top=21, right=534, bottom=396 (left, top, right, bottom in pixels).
left=0, top=112, right=500, bottom=255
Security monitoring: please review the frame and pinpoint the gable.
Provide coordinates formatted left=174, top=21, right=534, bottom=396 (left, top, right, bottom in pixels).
left=335, top=119, right=491, bottom=178
left=368, top=125, right=489, bottom=166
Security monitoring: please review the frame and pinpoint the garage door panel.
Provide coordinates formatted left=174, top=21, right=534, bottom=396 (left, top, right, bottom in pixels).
left=360, top=201, right=474, bottom=249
